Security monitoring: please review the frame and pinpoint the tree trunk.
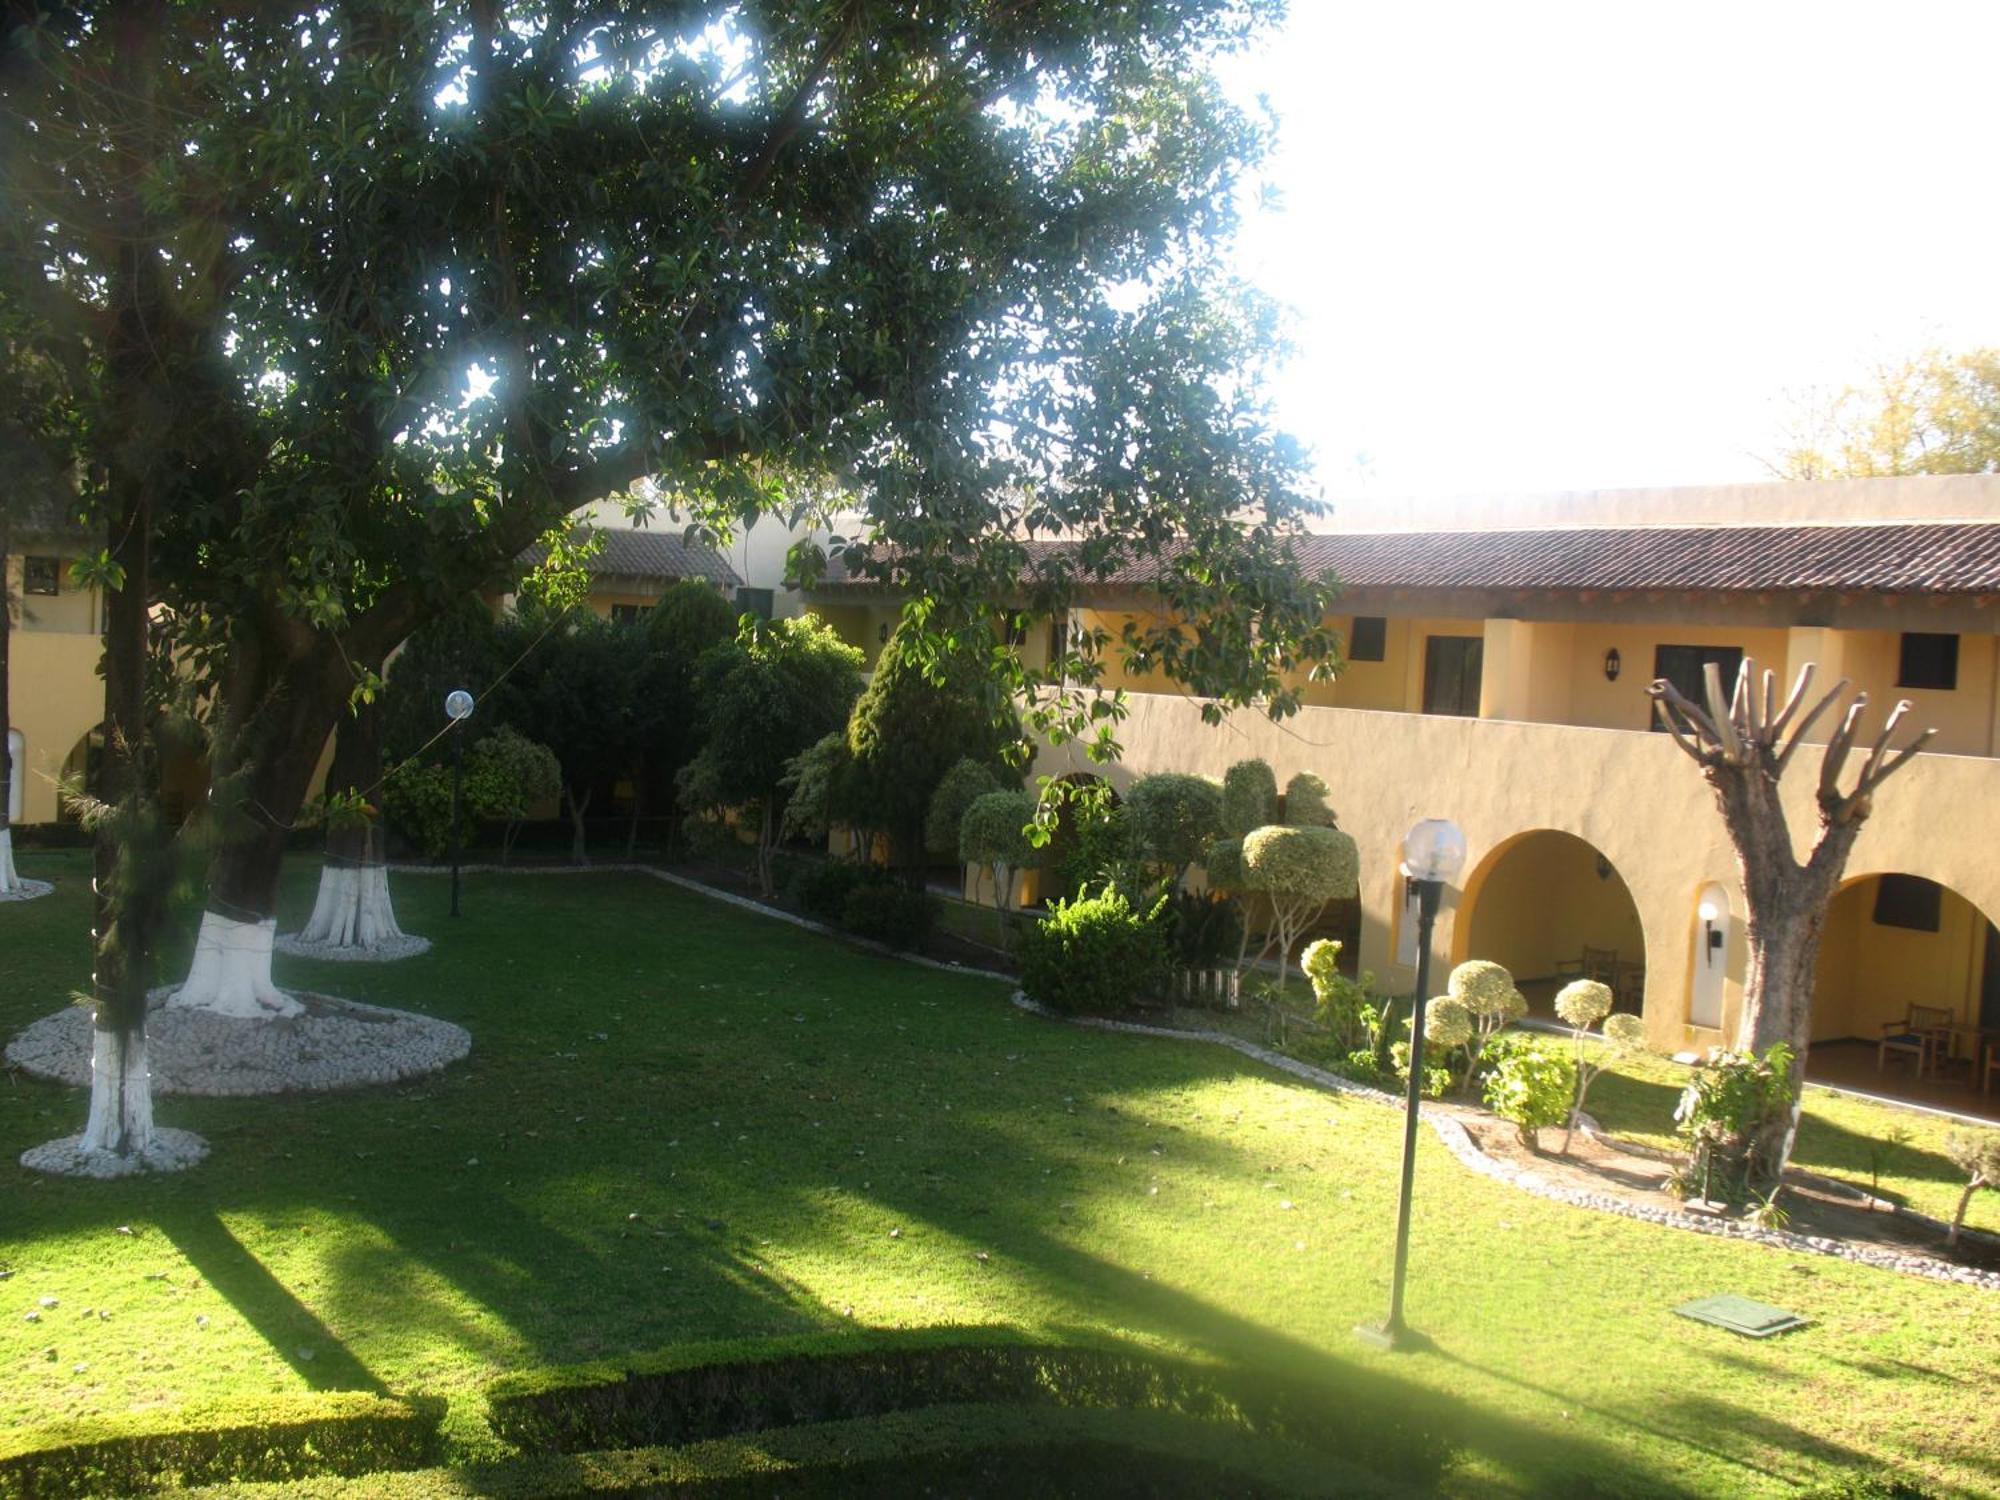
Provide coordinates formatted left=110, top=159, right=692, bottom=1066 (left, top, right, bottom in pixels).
left=755, top=800, right=774, bottom=896
left=293, top=688, right=418, bottom=953
left=170, top=631, right=353, bottom=1017
left=0, top=502, right=15, bottom=895
left=566, top=784, right=591, bottom=864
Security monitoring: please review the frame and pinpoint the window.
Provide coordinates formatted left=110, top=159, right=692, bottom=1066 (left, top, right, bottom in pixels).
left=1347, top=615, right=1386, bottom=662
left=1897, top=632, right=1958, bottom=691
left=734, top=586, right=774, bottom=621
left=23, top=556, right=59, bottom=596
left=610, top=603, right=643, bottom=626
left=1872, top=874, right=1942, bottom=933
left=1046, top=611, right=1071, bottom=672
left=1421, top=635, right=1483, bottom=716
left=1652, top=645, right=1743, bottom=729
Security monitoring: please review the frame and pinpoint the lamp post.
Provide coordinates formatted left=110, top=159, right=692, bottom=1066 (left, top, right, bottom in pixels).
left=1357, top=815, right=1467, bottom=1353
left=444, top=689, right=475, bottom=917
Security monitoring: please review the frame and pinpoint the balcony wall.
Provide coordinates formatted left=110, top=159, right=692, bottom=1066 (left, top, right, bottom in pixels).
left=1033, top=691, right=2000, bottom=1052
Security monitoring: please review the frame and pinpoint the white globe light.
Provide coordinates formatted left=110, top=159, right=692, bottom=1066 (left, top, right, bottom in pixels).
left=444, top=689, right=476, bottom=722
left=1697, top=898, right=1719, bottom=922
left=1402, top=818, right=1467, bottom=884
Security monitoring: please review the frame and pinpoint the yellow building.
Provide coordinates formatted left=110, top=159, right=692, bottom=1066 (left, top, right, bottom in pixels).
left=806, top=475, right=2000, bottom=1101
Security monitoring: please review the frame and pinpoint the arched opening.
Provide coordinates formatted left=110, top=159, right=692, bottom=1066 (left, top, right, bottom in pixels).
left=1038, top=773, right=1116, bottom=905
left=55, top=722, right=208, bottom=826
left=56, top=725, right=104, bottom=821
left=1807, top=872, right=2000, bottom=1112
left=1457, top=829, right=1646, bottom=1016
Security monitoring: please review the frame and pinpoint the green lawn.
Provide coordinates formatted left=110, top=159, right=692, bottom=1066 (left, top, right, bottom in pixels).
left=3, top=847, right=1998, bottom=1497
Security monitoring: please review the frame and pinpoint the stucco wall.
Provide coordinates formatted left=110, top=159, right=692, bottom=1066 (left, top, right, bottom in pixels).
left=10, top=631, right=103, bottom=826
left=1035, top=691, right=2000, bottom=1052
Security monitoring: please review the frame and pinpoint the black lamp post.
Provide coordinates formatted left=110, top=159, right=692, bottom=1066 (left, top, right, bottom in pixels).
left=444, top=688, right=475, bottom=916
left=1357, top=816, right=1467, bottom=1353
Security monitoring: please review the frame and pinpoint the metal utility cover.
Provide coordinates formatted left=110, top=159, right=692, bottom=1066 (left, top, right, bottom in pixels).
left=1673, top=1294, right=1809, bottom=1338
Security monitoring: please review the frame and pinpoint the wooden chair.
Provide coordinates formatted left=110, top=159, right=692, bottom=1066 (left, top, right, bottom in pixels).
left=1557, top=945, right=1619, bottom=986
left=1983, top=1039, right=2000, bottom=1098
left=1878, top=1004, right=1953, bottom=1076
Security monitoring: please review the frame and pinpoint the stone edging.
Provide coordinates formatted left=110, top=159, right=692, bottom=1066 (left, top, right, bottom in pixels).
left=0, top=879, right=55, bottom=903
left=395, top=860, right=1997, bottom=1291
left=1007, top=994, right=2000, bottom=1292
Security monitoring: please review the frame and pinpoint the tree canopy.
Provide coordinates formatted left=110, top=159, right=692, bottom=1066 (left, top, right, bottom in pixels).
left=1767, top=346, right=2000, bottom=479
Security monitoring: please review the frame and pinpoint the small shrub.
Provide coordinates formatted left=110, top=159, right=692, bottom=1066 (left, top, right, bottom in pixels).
left=1389, top=1040, right=1452, bottom=1100
left=1018, top=884, right=1170, bottom=1016
left=1481, top=1037, right=1575, bottom=1150
left=839, top=882, right=936, bottom=951
left=1673, top=1044, right=1797, bottom=1203
left=1448, top=959, right=1526, bottom=1096
left=1164, top=889, right=1243, bottom=971
left=791, top=859, right=871, bottom=923
left=1240, top=824, right=1359, bottom=992
left=1301, top=939, right=1377, bottom=1052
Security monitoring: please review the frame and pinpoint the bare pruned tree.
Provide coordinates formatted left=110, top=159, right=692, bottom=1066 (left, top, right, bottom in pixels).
left=1650, top=656, right=1934, bottom=1184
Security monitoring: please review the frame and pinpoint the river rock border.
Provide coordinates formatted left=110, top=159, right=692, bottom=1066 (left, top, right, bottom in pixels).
left=394, top=862, right=1997, bottom=1291
left=0, top=878, right=54, bottom=903
left=6, top=990, right=470, bottom=1097
left=20, top=1127, right=209, bottom=1179
left=273, top=931, right=433, bottom=963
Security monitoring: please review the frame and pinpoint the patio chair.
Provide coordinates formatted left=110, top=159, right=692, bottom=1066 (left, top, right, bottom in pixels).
left=1877, top=1004, right=1953, bottom=1076
left=1556, top=945, right=1619, bottom=987
left=1983, top=1039, right=2000, bottom=1098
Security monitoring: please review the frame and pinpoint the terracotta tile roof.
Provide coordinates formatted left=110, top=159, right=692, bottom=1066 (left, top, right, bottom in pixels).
left=817, top=522, right=2000, bottom=598
left=520, top=529, right=741, bottom=588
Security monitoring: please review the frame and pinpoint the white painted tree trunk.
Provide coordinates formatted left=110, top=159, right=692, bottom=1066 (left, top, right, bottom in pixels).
left=0, top=827, right=17, bottom=894
left=80, top=1024, right=153, bottom=1155
left=299, top=863, right=410, bottom=949
left=168, top=910, right=302, bottom=1017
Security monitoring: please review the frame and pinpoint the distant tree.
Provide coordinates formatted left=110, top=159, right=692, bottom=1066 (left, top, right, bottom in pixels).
left=503, top=612, right=640, bottom=865
left=680, top=617, right=865, bottom=895
left=778, top=732, right=854, bottom=854
left=628, top=582, right=739, bottom=855
left=470, top=726, right=561, bottom=863
left=841, top=619, right=1024, bottom=868
left=1768, top=346, right=2000, bottom=479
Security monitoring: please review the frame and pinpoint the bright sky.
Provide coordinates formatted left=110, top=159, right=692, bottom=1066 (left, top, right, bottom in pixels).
left=1222, top=1, right=2000, bottom=518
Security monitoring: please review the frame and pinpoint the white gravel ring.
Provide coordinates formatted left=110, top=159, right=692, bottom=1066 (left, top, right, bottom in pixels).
left=0, top=879, right=54, bottom=903
left=20, top=1127, right=209, bottom=1178
left=273, top=932, right=434, bottom=963
left=4, top=990, right=470, bottom=1097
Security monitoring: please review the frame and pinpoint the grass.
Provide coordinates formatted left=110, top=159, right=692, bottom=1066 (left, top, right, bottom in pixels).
left=1, top=845, right=1996, bottom=1497
left=1586, top=1047, right=2000, bottom=1235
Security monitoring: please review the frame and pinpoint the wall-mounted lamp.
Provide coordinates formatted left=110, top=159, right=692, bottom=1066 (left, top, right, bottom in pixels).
left=1595, top=853, right=1614, bottom=882
left=1698, top=898, right=1722, bottom=967
left=1603, top=648, right=1622, bottom=682
left=878, top=622, right=891, bottom=644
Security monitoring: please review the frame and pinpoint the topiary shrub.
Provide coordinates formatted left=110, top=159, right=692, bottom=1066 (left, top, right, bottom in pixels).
left=1301, top=939, right=1377, bottom=1052
left=1018, top=885, right=1169, bottom=1016
left=1240, top=824, right=1359, bottom=993
left=1281, top=771, right=1336, bottom=828
left=958, top=790, right=1041, bottom=917
left=1481, top=1036, right=1575, bottom=1150
left=1220, top=759, right=1278, bottom=838
left=839, top=882, right=936, bottom=951
left=1554, top=982, right=1645, bottom=1154
left=925, top=759, right=1003, bottom=859
left=1124, top=772, right=1224, bottom=887
left=1448, top=958, right=1527, bottom=1096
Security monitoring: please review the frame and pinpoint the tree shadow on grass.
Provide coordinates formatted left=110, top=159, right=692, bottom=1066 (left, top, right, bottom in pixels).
left=152, top=1202, right=383, bottom=1395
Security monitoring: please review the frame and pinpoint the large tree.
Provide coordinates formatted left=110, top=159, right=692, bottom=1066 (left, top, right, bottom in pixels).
left=1650, top=658, right=1933, bottom=1186
left=7, top=0, right=1337, bottom=1041
left=1767, top=346, right=2000, bottom=480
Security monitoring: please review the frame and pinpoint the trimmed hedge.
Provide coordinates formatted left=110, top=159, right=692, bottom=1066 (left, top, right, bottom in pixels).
left=0, top=1392, right=445, bottom=1499
left=481, top=1325, right=1451, bottom=1486
left=169, top=1403, right=1399, bottom=1498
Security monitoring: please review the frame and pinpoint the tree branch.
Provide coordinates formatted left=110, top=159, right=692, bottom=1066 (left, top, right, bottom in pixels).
left=1815, top=694, right=1869, bottom=806
left=1774, top=676, right=1851, bottom=773
left=738, top=1, right=861, bottom=199
left=1703, top=660, right=1742, bottom=761
left=1767, top=662, right=1814, bottom=742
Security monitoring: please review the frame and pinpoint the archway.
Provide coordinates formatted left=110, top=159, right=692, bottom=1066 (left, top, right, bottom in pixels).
left=1687, top=881, right=1733, bottom=1031
left=1457, top=829, right=1646, bottom=1016
left=1808, top=872, right=1999, bottom=1110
